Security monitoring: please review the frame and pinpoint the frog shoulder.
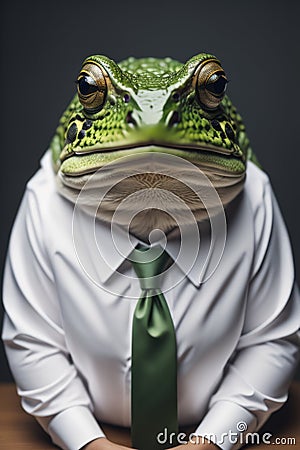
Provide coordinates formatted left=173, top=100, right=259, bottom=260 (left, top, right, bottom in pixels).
left=26, top=150, right=57, bottom=196
left=243, top=161, right=277, bottom=264
left=25, top=150, right=73, bottom=235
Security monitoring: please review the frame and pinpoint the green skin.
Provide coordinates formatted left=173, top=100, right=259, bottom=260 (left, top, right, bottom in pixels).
left=51, top=53, right=259, bottom=179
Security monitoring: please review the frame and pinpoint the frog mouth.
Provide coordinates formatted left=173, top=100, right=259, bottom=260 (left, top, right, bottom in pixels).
left=70, top=140, right=240, bottom=158
left=59, top=142, right=246, bottom=177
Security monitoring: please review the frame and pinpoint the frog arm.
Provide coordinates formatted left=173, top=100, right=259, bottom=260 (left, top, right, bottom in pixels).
left=194, top=179, right=300, bottom=447
left=2, top=189, right=105, bottom=450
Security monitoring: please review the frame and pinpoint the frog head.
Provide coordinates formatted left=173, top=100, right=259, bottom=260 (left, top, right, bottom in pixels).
left=51, top=53, right=251, bottom=239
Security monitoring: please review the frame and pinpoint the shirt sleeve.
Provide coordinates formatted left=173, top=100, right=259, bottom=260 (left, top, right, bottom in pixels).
left=195, top=178, right=300, bottom=450
left=2, top=189, right=105, bottom=450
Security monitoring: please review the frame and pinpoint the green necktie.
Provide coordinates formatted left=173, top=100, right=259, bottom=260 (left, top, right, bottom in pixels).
left=130, top=245, right=178, bottom=450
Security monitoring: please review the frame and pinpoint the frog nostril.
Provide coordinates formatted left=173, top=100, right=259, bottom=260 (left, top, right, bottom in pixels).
left=123, top=93, right=131, bottom=103
left=167, top=110, right=180, bottom=127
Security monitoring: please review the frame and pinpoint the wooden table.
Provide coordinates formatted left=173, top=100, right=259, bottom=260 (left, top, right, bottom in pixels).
left=0, top=383, right=299, bottom=449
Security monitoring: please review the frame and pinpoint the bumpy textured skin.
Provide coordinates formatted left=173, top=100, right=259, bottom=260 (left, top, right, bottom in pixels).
left=51, top=53, right=257, bottom=177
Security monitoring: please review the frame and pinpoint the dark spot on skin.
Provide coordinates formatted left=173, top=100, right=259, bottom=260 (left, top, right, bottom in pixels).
left=220, top=131, right=226, bottom=140
left=126, top=111, right=137, bottom=126
left=211, top=119, right=222, bottom=132
left=225, top=123, right=235, bottom=140
left=168, top=111, right=180, bottom=127
left=66, top=123, right=78, bottom=143
left=172, top=92, right=180, bottom=102
left=82, top=120, right=92, bottom=130
left=123, top=93, right=130, bottom=103
left=78, top=130, right=86, bottom=139
left=75, top=114, right=82, bottom=121
left=205, top=124, right=211, bottom=132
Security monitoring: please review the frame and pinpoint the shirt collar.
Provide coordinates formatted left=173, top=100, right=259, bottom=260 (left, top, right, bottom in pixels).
left=96, top=220, right=211, bottom=287
left=165, top=221, right=213, bottom=287
left=94, top=221, right=138, bottom=283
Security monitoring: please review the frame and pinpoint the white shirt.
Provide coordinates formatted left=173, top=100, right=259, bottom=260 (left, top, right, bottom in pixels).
left=2, top=151, right=300, bottom=450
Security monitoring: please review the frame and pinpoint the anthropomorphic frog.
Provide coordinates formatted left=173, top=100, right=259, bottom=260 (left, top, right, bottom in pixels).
left=2, top=53, right=299, bottom=450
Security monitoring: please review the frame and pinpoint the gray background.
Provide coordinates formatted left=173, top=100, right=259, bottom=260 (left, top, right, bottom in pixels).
left=1, top=0, right=299, bottom=381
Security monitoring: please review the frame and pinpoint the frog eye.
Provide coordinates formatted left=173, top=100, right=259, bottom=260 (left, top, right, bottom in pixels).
left=76, top=62, right=107, bottom=112
left=195, top=60, right=228, bottom=110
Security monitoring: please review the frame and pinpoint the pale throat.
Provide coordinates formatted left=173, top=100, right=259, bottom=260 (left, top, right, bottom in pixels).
left=56, top=155, right=245, bottom=242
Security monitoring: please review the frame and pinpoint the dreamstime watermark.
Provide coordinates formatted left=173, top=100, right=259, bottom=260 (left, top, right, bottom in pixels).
left=157, top=423, right=297, bottom=447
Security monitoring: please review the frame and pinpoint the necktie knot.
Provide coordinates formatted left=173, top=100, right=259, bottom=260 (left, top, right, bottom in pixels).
left=130, top=245, right=169, bottom=290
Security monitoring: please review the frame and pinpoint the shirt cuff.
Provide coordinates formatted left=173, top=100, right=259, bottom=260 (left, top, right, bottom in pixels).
left=194, top=401, right=257, bottom=450
left=47, top=406, right=105, bottom=450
